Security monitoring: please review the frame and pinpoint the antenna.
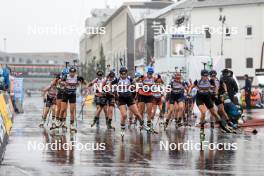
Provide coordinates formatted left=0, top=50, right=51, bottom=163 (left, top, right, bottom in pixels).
left=104, top=0, right=109, bottom=8
left=65, top=62, right=69, bottom=68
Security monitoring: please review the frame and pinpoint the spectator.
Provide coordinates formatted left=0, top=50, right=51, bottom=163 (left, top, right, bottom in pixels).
left=0, top=68, right=5, bottom=91
left=221, top=69, right=239, bottom=103
left=243, top=74, right=252, bottom=109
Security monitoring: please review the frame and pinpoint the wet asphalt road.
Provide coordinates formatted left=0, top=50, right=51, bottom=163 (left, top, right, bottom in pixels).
left=1, top=96, right=264, bottom=176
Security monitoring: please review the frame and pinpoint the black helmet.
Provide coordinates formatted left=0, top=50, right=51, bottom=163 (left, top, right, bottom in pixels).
left=209, top=70, right=217, bottom=76
left=221, top=69, right=231, bottom=77
left=108, top=71, right=115, bottom=78
left=69, top=67, right=77, bottom=73
left=201, top=69, right=209, bottom=76
left=96, top=70, right=104, bottom=76
left=119, top=67, right=128, bottom=74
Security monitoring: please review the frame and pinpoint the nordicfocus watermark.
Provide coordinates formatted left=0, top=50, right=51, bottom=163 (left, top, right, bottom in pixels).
left=28, top=141, right=106, bottom=151
left=92, top=83, right=171, bottom=94
left=160, top=141, right=238, bottom=151
left=27, top=24, right=105, bottom=36
left=152, top=24, right=239, bottom=36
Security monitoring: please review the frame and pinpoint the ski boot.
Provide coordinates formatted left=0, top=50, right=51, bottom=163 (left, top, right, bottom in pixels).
left=39, top=117, right=46, bottom=128
left=183, top=117, right=188, bottom=127
left=138, top=120, right=158, bottom=134
left=210, top=121, right=215, bottom=130
left=164, top=119, right=169, bottom=131
left=107, top=119, right=115, bottom=130
left=218, top=119, right=232, bottom=133
left=70, top=121, right=77, bottom=133
left=228, top=121, right=238, bottom=129
left=61, top=120, right=67, bottom=132
left=105, top=117, right=108, bottom=126
left=120, top=124, right=125, bottom=141
left=91, top=117, right=99, bottom=128
left=200, top=121, right=206, bottom=141
left=147, top=121, right=152, bottom=133
left=175, top=118, right=183, bottom=129
left=128, top=117, right=133, bottom=127
left=50, top=118, right=57, bottom=130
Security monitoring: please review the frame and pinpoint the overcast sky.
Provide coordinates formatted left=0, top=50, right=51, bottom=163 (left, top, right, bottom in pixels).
left=0, top=0, right=146, bottom=54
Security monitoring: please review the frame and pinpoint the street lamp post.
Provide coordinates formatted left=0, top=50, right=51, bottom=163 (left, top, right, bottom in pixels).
left=219, top=15, right=226, bottom=56
left=3, top=38, right=7, bottom=52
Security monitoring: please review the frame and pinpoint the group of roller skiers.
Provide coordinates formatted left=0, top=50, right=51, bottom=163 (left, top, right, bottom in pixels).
left=40, top=64, right=241, bottom=139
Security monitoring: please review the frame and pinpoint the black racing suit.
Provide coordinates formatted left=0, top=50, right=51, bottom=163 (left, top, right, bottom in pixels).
left=62, top=75, right=84, bottom=103
left=221, top=76, right=238, bottom=103
left=111, top=76, right=135, bottom=107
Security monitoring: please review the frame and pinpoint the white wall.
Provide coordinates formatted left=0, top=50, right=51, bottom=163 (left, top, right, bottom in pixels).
left=190, top=4, right=264, bottom=85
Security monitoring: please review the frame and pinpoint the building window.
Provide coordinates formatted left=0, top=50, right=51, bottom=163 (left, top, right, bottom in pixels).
left=12, top=57, right=16, bottom=62
left=204, top=27, right=211, bottom=39
left=6, top=57, right=9, bottom=62
left=225, top=58, right=232, bottom=69
left=225, top=27, right=231, bottom=37
left=19, top=58, right=23, bottom=63
left=171, top=38, right=184, bottom=56
left=0, top=57, right=3, bottom=61
left=26, top=59, right=32, bottom=64
left=246, top=26, right=252, bottom=36
left=246, top=58, right=253, bottom=68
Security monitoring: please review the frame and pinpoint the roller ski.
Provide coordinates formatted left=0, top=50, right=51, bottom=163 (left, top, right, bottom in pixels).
left=128, top=117, right=134, bottom=128
left=49, top=118, right=57, bottom=130
left=70, top=123, right=77, bottom=133
left=50, top=119, right=61, bottom=130
left=141, top=123, right=158, bottom=134
left=159, top=120, right=165, bottom=126
left=175, top=119, right=183, bottom=129
left=91, top=117, right=99, bottom=128
left=60, top=120, right=68, bottom=132
left=164, top=119, right=169, bottom=131
left=218, top=120, right=234, bottom=133
left=39, top=117, right=46, bottom=128
left=120, top=125, right=125, bottom=141
left=183, top=117, right=190, bottom=127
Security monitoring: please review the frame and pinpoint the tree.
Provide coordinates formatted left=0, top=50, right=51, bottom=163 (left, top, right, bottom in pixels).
left=80, top=57, right=97, bottom=82
left=99, top=44, right=106, bottom=73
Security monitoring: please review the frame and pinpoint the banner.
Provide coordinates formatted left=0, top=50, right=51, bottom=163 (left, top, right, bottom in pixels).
left=0, top=113, right=5, bottom=144
left=14, top=78, right=24, bottom=103
left=0, top=94, right=12, bottom=135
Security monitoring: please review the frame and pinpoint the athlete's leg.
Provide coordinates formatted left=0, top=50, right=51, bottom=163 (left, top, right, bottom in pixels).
left=177, top=101, right=185, bottom=121
left=119, top=105, right=127, bottom=125
left=60, top=101, right=67, bottom=121
left=146, top=102, right=153, bottom=126
left=138, top=102, right=145, bottom=118
left=129, top=104, right=143, bottom=120
left=69, top=103, right=76, bottom=123
left=217, top=104, right=230, bottom=121
left=152, top=104, right=158, bottom=120
left=107, top=105, right=115, bottom=129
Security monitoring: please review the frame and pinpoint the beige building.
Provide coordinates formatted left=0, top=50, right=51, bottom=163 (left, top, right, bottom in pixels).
left=80, top=1, right=173, bottom=75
